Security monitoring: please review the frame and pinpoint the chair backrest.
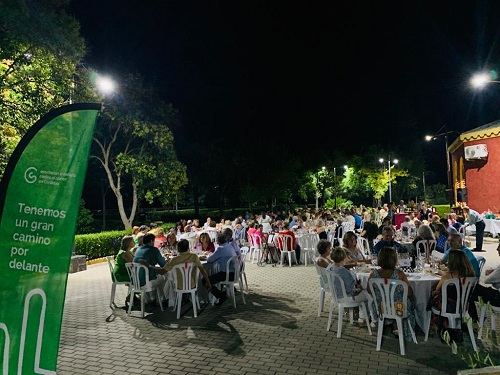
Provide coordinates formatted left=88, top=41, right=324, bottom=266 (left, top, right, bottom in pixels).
left=325, top=268, right=349, bottom=302
left=327, top=231, right=336, bottom=247
left=252, top=233, right=265, bottom=250
left=206, top=229, right=218, bottom=243
left=247, top=232, right=255, bottom=248
left=415, top=239, right=437, bottom=259
left=224, top=256, right=241, bottom=283
left=187, top=237, right=198, bottom=251
left=437, top=277, right=477, bottom=328
left=357, top=237, right=371, bottom=258
left=171, top=262, right=199, bottom=292
left=315, top=264, right=331, bottom=291
left=368, top=278, right=411, bottom=320
left=107, top=256, right=117, bottom=282
left=125, top=262, right=153, bottom=290
left=240, top=246, right=250, bottom=257
left=476, top=256, right=486, bottom=275
left=276, top=234, right=294, bottom=252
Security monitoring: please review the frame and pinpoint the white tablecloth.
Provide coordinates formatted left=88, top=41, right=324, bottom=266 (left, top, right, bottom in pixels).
left=466, top=219, right=500, bottom=237
left=357, top=271, right=440, bottom=331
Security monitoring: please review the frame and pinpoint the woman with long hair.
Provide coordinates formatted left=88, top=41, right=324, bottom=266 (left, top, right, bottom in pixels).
left=427, top=249, right=475, bottom=333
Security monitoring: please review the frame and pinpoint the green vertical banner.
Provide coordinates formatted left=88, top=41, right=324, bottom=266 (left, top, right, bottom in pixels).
left=0, top=103, right=101, bottom=374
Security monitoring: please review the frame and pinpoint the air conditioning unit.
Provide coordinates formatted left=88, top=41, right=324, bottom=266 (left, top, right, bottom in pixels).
left=464, top=144, right=488, bottom=160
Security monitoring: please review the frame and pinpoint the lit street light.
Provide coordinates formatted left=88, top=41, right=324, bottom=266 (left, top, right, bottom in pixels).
left=470, top=71, right=500, bottom=89
left=379, top=158, right=398, bottom=203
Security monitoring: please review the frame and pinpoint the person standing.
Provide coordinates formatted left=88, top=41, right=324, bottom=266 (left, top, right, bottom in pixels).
left=463, top=206, right=486, bottom=252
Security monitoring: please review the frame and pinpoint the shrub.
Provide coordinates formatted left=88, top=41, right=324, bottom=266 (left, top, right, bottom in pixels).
left=74, top=230, right=129, bottom=260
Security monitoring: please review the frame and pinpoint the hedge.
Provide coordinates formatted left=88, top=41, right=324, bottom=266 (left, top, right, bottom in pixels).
left=74, top=222, right=176, bottom=260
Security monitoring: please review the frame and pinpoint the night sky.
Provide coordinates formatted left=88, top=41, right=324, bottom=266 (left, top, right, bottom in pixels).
left=69, top=1, right=500, bottom=185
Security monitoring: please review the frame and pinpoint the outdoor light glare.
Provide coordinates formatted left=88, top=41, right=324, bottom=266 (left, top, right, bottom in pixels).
left=95, top=75, right=116, bottom=95
left=470, top=72, right=491, bottom=89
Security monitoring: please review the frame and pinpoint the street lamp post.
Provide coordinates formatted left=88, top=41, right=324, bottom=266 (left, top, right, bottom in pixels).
left=315, top=166, right=326, bottom=210
left=333, top=165, right=348, bottom=209
left=425, top=129, right=456, bottom=208
left=379, top=158, right=398, bottom=203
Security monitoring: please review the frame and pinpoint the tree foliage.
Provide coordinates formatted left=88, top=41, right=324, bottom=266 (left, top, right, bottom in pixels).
left=0, top=0, right=86, bottom=176
left=91, top=74, right=187, bottom=229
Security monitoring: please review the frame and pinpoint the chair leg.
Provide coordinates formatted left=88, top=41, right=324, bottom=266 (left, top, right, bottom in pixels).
left=191, top=291, right=198, bottom=318
left=140, top=292, right=146, bottom=319
left=424, top=310, right=432, bottom=341
left=360, top=304, right=372, bottom=335
left=318, top=290, right=325, bottom=317
left=466, top=319, right=478, bottom=352
left=396, top=319, right=405, bottom=356
left=337, top=306, right=344, bottom=338
left=376, top=319, right=384, bottom=351
left=239, top=279, right=246, bottom=304
left=110, top=283, right=117, bottom=308
left=127, top=292, right=134, bottom=315
left=176, top=293, right=182, bottom=319
left=327, top=299, right=335, bottom=331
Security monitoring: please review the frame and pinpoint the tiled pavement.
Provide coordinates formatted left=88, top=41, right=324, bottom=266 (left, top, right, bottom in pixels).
left=57, top=238, right=500, bottom=375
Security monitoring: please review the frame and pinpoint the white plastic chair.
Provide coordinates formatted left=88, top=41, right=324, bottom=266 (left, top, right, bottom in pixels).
left=125, top=262, right=165, bottom=318
left=415, top=239, right=437, bottom=261
left=106, top=255, right=130, bottom=308
left=170, top=262, right=201, bottom=319
left=206, top=228, right=218, bottom=243
left=314, top=263, right=333, bottom=317
left=357, top=237, right=371, bottom=259
left=369, top=278, right=418, bottom=356
left=325, top=269, right=372, bottom=338
left=300, top=233, right=319, bottom=266
left=476, top=256, right=486, bottom=276
left=277, top=234, right=298, bottom=267
left=251, top=234, right=264, bottom=264
left=217, top=256, right=246, bottom=307
left=239, top=250, right=249, bottom=292
left=424, top=277, right=478, bottom=352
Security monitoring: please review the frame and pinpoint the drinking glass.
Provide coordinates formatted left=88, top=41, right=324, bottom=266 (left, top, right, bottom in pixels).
left=371, top=254, right=378, bottom=266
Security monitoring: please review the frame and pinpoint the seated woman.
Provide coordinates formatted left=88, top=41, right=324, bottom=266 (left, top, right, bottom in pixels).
left=152, top=227, right=168, bottom=250
left=427, top=249, right=475, bottom=334
left=316, top=239, right=333, bottom=268
left=162, top=231, right=178, bottom=255
left=367, top=246, right=415, bottom=340
left=342, top=231, right=371, bottom=265
left=313, top=219, right=328, bottom=240
left=113, top=235, right=135, bottom=282
left=195, top=232, right=216, bottom=253
left=411, top=223, right=434, bottom=257
left=433, top=222, right=449, bottom=253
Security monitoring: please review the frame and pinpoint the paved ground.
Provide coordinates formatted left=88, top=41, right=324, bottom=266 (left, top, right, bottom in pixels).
left=57, top=237, right=500, bottom=375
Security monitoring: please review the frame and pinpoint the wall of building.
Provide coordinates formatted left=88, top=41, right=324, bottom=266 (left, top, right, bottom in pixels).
left=459, top=138, right=500, bottom=213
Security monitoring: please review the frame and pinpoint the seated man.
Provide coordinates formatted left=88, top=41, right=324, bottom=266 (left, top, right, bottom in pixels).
left=373, top=226, right=405, bottom=255
left=440, top=232, right=480, bottom=278
left=163, top=239, right=211, bottom=302
left=277, top=222, right=301, bottom=263
left=133, top=233, right=169, bottom=302
left=203, top=232, right=239, bottom=306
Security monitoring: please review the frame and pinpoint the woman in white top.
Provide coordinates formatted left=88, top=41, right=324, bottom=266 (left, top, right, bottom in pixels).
left=260, top=211, right=272, bottom=234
